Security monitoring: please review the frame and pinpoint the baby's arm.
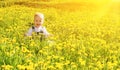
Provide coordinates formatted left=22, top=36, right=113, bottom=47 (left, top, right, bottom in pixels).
left=25, top=27, right=33, bottom=36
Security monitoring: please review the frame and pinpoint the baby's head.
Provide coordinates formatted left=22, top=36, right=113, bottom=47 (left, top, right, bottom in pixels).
left=34, top=12, right=44, bottom=28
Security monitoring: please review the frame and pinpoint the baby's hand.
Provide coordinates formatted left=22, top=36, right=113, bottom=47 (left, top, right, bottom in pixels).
left=45, top=34, right=53, bottom=38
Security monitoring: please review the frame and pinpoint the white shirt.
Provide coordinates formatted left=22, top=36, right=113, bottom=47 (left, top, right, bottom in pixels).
left=26, top=26, right=49, bottom=36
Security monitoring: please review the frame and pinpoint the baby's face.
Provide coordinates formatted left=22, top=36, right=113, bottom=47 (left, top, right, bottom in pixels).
left=34, top=16, right=43, bottom=28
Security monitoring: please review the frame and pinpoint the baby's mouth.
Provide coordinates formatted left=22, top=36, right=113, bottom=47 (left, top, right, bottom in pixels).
left=37, top=24, right=41, bottom=26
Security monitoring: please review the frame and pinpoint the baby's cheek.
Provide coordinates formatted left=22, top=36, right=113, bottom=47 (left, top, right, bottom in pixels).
left=34, top=22, right=36, bottom=24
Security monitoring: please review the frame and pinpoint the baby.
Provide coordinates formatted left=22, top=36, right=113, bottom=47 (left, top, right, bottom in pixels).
left=25, top=12, right=50, bottom=39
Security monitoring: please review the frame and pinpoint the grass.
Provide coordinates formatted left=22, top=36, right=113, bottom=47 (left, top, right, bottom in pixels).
left=0, top=0, right=120, bottom=70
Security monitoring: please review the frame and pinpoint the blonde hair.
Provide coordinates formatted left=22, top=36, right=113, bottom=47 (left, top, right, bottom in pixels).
left=34, top=12, right=44, bottom=24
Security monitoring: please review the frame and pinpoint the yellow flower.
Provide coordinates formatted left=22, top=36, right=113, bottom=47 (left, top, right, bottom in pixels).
left=21, top=43, right=25, bottom=46
left=47, top=56, right=52, bottom=60
left=25, top=66, right=34, bottom=70
left=39, top=50, right=43, bottom=53
left=71, top=48, right=75, bottom=51
left=78, top=51, right=82, bottom=55
left=38, top=61, right=44, bottom=64
left=43, top=51, right=48, bottom=55
left=107, top=62, right=114, bottom=69
left=25, top=53, right=33, bottom=58
left=22, top=47, right=30, bottom=53
left=15, top=46, right=20, bottom=50
left=26, top=60, right=32, bottom=63
left=1, top=65, right=13, bottom=70
left=0, top=17, right=3, bottom=20
left=64, top=60, right=70, bottom=65
left=84, top=53, right=88, bottom=56
left=53, top=55, right=59, bottom=59
left=17, top=65, right=26, bottom=70
left=94, top=67, right=99, bottom=70
left=55, top=62, right=63, bottom=69
left=48, top=65, right=55, bottom=69
left=72, top=64, right=77, bottom=68
left=60, top=56, right=64, bottom=60
left=113, top=61, right=118, bottom=67
left=28, top=36, right=32, bottom=39
left=90, top=53, right=94, bottom=57
left=79, top=58, right=86, bottom=66
left=56, top=46, right=62, bottom=50
left=12, top=39, right=16, bottom=43
left=117, top=68, right=120, bottom=70
left=71, top=62, right=77, bottom=68
left=96, top=61, right=103, bottom=69
left=5, top=52, right=10, bottom=56
left=30, top=41, right=36, bottom=47
left=89, top=47, right=94, bottom=51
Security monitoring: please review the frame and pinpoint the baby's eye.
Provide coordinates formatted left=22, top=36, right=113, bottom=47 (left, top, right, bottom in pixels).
left=36, top=20, right=38, bottom=22
left=39, top=20, right=41, bottom=22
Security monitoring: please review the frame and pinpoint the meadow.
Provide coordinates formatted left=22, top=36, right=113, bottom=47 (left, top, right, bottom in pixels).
left=0, top=0, right=120, bottom=70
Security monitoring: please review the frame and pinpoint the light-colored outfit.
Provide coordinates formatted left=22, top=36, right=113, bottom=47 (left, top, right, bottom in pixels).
left=26, top=26, right=49, bottom=36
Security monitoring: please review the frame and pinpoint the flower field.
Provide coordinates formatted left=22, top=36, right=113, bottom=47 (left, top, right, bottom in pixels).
left=0, top=0, right=120, bottom=70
